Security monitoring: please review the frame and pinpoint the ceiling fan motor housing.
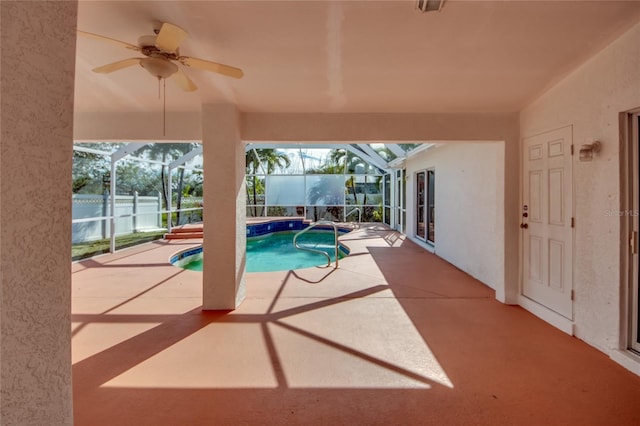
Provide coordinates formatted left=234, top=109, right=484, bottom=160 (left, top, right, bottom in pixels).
left=137, top=35, right=157, bottom=47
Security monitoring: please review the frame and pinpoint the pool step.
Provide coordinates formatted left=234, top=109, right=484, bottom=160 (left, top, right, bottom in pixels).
left=164, top=232, right=203, bottom=240
left=164, top=224, right=203, bottom=240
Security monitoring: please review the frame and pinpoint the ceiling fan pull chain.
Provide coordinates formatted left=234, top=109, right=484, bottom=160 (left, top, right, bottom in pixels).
left=163, top=77, right=167, bottom=137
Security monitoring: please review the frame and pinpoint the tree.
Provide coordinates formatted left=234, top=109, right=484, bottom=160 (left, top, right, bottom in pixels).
left=116, top=159, right=159, bottom=196
left=137, top=143, right=199, bottom=226
left=73, top=150, right=110, bottom=194
left=245, top=149, right=291, bottom=216
left=306, top=149, right=378, bottom=221
left=181, top=168, right=203, bottom=197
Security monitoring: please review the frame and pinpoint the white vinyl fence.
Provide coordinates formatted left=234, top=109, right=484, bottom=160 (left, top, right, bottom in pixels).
left=72, top=192, right=163, bottom=243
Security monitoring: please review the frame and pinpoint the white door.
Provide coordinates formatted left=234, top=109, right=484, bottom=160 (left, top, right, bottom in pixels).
left=522, top=126, right=573, bottom=319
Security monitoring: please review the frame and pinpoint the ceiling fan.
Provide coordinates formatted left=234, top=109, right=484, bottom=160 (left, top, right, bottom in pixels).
left=78, top=22, right=244, bottom=92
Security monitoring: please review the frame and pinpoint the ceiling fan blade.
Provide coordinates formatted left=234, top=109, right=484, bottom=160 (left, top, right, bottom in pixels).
left=92, top=58, right=142, bottom=74
left=178, top=56, right=244, bottom=79
left=172, top=68, right=198, bottom=92
left=155, top=22, right=188, bottom=53
left=77, top=30, right=140, bottom=51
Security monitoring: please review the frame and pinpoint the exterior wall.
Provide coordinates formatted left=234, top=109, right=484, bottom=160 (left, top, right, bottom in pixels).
left=520, top=23, right=640, bottom=357
left=406, top=143, right=505, bottom=290
left=0, top=1, right=77, bottom=424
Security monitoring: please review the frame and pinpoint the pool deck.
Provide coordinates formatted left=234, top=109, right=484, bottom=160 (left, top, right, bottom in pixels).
left=72, top=223, right=640, bottom=425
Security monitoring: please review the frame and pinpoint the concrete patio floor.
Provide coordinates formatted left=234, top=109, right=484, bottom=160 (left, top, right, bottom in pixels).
left=72, top=224, right=640, bottom=425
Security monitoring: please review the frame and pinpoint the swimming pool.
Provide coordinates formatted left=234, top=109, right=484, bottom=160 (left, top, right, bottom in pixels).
left=170, top=220, right=352, bottom=272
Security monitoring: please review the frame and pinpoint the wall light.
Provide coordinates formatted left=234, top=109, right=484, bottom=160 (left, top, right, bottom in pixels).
left=579, top=140, right=601, bottom=162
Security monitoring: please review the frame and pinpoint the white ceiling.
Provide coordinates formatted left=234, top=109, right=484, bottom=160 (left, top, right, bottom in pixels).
left=74, top=1, right=640, bottom=115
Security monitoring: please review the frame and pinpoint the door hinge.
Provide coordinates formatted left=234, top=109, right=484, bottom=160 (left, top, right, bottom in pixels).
left=571, top=217, right=575, bottom=228
left=632, top=231, right=638, bottom=255
left=570, top=144, right=574, bottom=155
left=571, top=290, right=575, bottom=301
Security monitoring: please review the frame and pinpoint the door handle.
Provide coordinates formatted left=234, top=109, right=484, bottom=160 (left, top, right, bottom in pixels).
left=520, top=223, right=529, bottom=229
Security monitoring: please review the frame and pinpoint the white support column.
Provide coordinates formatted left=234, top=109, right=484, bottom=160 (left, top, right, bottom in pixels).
left=202, top=104, right=246, bottom=310
left=0, top=1, right=77, bottom=424
left=109, top=159, right=117, bottom=252
left=167, top=166, right=172, bottom=231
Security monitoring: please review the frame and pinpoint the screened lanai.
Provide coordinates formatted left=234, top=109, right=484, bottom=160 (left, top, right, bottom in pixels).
left=244, top=142, right=433, bottom=223
left=72, top=140, right=433, bottom=257
left=72, top=142, right=204, bottom=257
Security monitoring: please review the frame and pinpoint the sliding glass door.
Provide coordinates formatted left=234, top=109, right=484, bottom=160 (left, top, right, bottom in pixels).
left=416, top=172, right=426, bottom=240
left=427, top=170, right=435, bottom=243
left=416, top=169, right=435, bottom=243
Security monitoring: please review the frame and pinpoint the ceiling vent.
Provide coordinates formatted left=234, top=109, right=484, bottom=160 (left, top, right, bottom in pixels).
left=416, top=0, right=445, bottom=13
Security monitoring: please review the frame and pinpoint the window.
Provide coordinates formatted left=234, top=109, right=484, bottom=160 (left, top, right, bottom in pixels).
left=416, top=170, right=435, bottom=243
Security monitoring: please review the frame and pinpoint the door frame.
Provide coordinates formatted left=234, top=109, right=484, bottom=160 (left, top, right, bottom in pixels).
left=518, top=125, right=575, bottom=334
left=621, top=109, right=640, bottom=354
left=415, top=170, right=426, bottom=241
left=395, top=169, right=406, bottom=233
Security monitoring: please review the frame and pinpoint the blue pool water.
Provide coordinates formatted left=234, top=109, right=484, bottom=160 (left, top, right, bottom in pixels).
left=174, top=230, right=349, bottom=272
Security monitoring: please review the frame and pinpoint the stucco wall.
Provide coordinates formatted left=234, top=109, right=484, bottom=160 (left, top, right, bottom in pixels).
left=520, top=22, right=640, bottom=353
left=0, top=1, right=77, bottom=424
left=406, top=143, right=505, bottom=291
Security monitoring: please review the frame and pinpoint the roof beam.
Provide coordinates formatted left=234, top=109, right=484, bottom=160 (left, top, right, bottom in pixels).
left=111, top=142, right=148, bottom=162
left=345, top=145, right=389, bottom=172
left=73, top=145, right=111, bottom=156
left=169, top=145, right=203, bottom=170
left=352, top=144, right=390, bottom=170
left=245, top=143, right=355, bottom=151
left=385, top=143, right=406, bottom=157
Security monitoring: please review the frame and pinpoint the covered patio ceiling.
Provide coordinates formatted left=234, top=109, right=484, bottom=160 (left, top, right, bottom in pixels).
left=74, top=1, right=640, bottom=115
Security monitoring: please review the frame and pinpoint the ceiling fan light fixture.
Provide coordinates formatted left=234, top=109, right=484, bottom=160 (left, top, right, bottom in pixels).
left=140, top=57, right=178, bottom=79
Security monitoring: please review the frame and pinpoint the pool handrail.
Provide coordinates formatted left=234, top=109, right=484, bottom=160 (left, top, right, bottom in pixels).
left=292, top=220, right=340, bottom=268
left=345, top=207, right=362, bottom=222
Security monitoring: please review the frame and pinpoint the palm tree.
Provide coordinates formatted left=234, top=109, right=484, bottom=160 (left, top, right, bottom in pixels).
left=344, top=152, right=372, bottom=206
left=245, top=149, right=291, bottom=216
left=327, top=149, right=347, bottom=173
left=315, top=149, right=384, bottom=220
left=137, top=143, right=199, bottom=226
left=306, top=175, right=344, bottom=221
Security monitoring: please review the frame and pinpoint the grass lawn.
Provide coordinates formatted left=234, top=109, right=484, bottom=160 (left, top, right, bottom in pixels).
left=72, top=230, right=166, bottom=261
